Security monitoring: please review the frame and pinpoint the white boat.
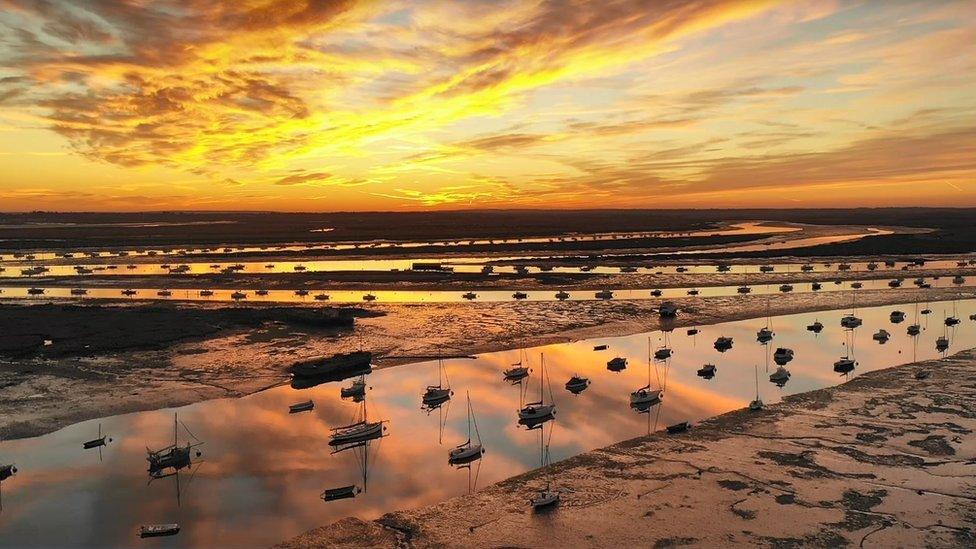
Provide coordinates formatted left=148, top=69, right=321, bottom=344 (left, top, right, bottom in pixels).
left=422, top=359, right=453, bottom=409
left=531, top=486, right=560, bottom=510
left=518, top=354, right=555, bottom=425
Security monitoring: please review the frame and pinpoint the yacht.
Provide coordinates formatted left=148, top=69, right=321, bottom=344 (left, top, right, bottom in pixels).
left=833, top=356, right=856, bottom=374
left=773, top=347, right=794, bottom=365
left=448, top=393, right=485, bottom=466
left=841, top=314, right=862, bottom=329
left=713, top=336, right=734, bottom=352
left=769, top=366, right=791, bottom=386
left=512, top=291, right=528, bottom=300
left=606, top=357, right=627, bottom=372
left=889, top=310, right=906, bottom=323
left=70, top=288, right=88, bottom=296
left=650, top=289, right=663, bottom=297
left=565, top=375, right=590, bottom=394
left=907, top=324, right=921, bottom=336
left=779, top=284, right=793, bottom=293
left=518, top=354, right=555, bottom=425
left=696, top=364, right=716, bottom=378
left=807, top=320, right=824, bottom=333
left=595, top=289, right=614, bottom=300
left=230, top=291, right=247, bottom=300
left=199, top=289, right=214, bottom=297
left=555, top=290, right=570, bottom=300
left=873, top=329, right=890, bottom=342
left=888, top=279, right=902, bottom=288
left=255, top=289, right=270, bottom=296
left=294, top=289, right=309, bottom=297
left=811, top=282, right=822, bottom=291
left=800, top=264, right=814, bottom=272
left=757, top=327, right=774, bottom=343
left=936, top=336, right=949, bottom=352
left=362, top=294, right=377, bottom=302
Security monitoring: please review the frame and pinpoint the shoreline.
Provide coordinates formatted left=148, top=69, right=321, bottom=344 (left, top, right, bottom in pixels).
left=279, top=348, right=976, bottom=548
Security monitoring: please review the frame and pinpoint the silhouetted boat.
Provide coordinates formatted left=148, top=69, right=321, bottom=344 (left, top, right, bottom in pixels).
left=294, top=289, right=309, bottom=297
left=713, top=336, right=733, bottom=352
left=139, top=524, right=180, bottom=538
left=687, top=328, right=699, bottom=336
left=936, top=336, right=949, bottom=352
left=555, top=290, right=570, bottom=300
left=907, top=324, right=921, bottom=336
left=769, top=366, right=791, bottom=386
left=773, top=347, right=794, bottom=365
left=888, top=279, right=902, bottom=288
left=422, top=359, right=453, bottom=410
left=687, top=288, right=699, bottom=295
left=833, top=356, right=856, bottom=374
left=801, top=264, right=814, bottom=272
left=462, top=292, right=477, bottom=300
left=362, top=294, right=377, bottom=301
left=513, top=291, right=528, bottom=300
left=449, top=392, right=485, bottom=466
left=329, top=400, right=385, bottom=448
left=121, top=289, right=137, bottom=296
left=779, top=284, right=793, bottom=292
left=841, top=314, right=862, bottom=329
left=850, top=282, right=863, bottom=289
left=289, top=400, right=314, bottom=414
left=650, top=289, right=663, bottom=297
left=565, top=375, right=590, bottom=394
left=607, top=357, right=627, bottom=372
left=811, top=282, right=822, bottom=291
left=503, top=362, right=530, bottom=382
left=199, top=289, right=214, bottom=297
left=593, top=344, right=608, bottom=351
left=518, top=354, right=555, bottom=425
left=749, top=363, right=763, bottom=410
left=321, top=485, right=360, bottom=502
left=873, top=329, right=890, bottom=342
left=255, top=289, right=270, bottom=296
left=341, top=376, right=367, bottom=400
left=70, top=288, right=88, bottom=295
left=737, top=286, right=751, bottom=294
left=230, top=291, right=246, bottom=300
left=696, top=364, right=716, bottom=378
left=595, top=289, right=613, bottom=299
left=759, top=265, right=774, bottom=273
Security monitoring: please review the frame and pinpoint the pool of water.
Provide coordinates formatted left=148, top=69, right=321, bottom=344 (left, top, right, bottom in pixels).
left=0, top=299, right=971, bottom=547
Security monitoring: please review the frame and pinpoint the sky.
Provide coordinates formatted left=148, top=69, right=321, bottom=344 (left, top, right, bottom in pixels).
left=0, top=0, right=974, bottom=212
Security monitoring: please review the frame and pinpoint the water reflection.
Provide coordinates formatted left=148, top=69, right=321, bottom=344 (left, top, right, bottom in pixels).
left=0, top=299, right=974, bottom=547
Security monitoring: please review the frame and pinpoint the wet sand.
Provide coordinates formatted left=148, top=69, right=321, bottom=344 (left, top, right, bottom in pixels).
left=2, top=285, right=974, bottom=441
left=279, top=348, right=976, bottom=548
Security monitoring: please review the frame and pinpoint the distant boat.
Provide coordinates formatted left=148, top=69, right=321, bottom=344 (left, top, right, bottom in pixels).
left=321, top=485, right=360, bottom=502
left=769, top=366, right=791, bottom=386
left=462, top=292, right=477, bottom=300
left=294, top=289, right=309, bottom=297
left=713, top=336, right=733, bottom=352
left=686, top=328, right=699, bottom=336
left=362, top=294, right=377, bottom=301
left=139, top=524, right=180, bottom=538
left=70, top=288, right=88, bottom=295
left=230, top=291, right=247, bottom=300
left=888, top=279, right=902, bottom=288
left=807, top=320, right=824, bottom=333
left=289, top=400, right=314, bottom=414
left=199, top=289, right=214, bottom=297
left=772, top=347, right=794, bottom=365
left=866, top=262, right=878, bottom=271
left=555, top=290, right=570, bottom=300
left=291, top=351, right=372, bottom=379
left=607, top=357, right=627, bottom=372
left=936, top=336, right=949, bottom=352
left=953, top=275, right=965, bottom=284
left=422, top=359, right=452, bottom=410
left=513, top=291, right=528, bottom=300
left=687, top=288, right=699, bottom=295
left=595, top=289, right=613, bottom=300
left=329, top=397, right=386, bottom=448
left=800, top=264, right=814, bottom=272
left=256, top=289, right=270, bottom=296
left=650, top=289, right=663, bottom=297
left=340, top=376, right=367, bottom=400
left=121, top=289, right=137, bottom=296
left=666, top=421, right=690, bottom=434
left=779, top=284, right=793, bottom=293
left=314, top=293, right=329, bottom=301
left=890, top=310, right=906, bottom=323
left=157, top=290, right=172, bottom=297
left=749, top=363, right=763, bottom=411
left=653, top=346, right=672, bottom=360
left=833, top=356, right=856, bottom=374
left=811, top=282, right=822, bottom=291
left=873, top=329, right=890, bottom=342
left=717, top=264, right=732, bottom=272
left=696, top=364, right=716, bottom=379
left=850, top=282, right=863, bottom=289
left=503, top=361, right=530, bottom=382
left=593, top=344, right=608, bottom=351
left=841, top=314, right=862, bottom=329
left=759, top=265, right=774, bottom=273
left=565, top=375, right=590, bottom=394
left=518, top=354, right=555, bottom=425
left=737, top=286, right=751, bottom=294
left=757, top=327, right=774, bottom=343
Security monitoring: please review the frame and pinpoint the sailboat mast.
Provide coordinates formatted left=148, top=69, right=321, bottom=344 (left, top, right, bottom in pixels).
left=540, top=354, right=544, bottom=404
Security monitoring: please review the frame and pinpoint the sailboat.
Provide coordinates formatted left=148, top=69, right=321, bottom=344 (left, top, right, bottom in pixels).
left=757, top=300, right=774, bottom=343
left=449, top=392, right=485, bottom=466
left=841, top=288, right=862, bottom=328
left=518, top=354, right=555, bottom=428
left=147, top=414, right=203, bottom=479
left=422, top=359, right=453, bottom=411
left=631, top=338, right=664, bottom=412
left=503, top=349, right=530, bottom=382
left=749, top=364, right=763, bottom=411
left=529, top=422, right=559, bottom=511
left=329, top=397, right=387, bottom=450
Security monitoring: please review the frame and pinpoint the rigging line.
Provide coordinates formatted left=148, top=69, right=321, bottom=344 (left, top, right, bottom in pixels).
left=470, top=394, right=483, bottom=444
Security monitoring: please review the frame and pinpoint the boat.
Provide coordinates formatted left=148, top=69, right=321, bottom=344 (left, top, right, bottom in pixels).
left=921, top=308, right=931, bottom=315
left=779, top=284, right=793, bottom=293
left=121, top=289, right=137, bottom=296
left=147, top=413, right=202, bottom=479
left=658, top=301, right=678, bottom=317
left=555, top=290, right=570, bottom=300
left=759, top=265, right=774, bottom=273
left=321, top=485, right=360, bottom=502
left=448, top=392, right=485, bottom=466
left=607, top=357, right=627, bottom=372
left=833, top=356, right=856, bottom=374
left=422, top=359, right=453, bottom=410
left=850, top=282, right=863, bottom=289
left=686, top=328, right=699, bottom=336
left=841, top=314, right=862, bottom=329
left=970, top=314, right=976, bottom=321
left=294, top=289, right=309, bottom=297
left=801, top=264, right=814, bottom=272
left=139, top=524, right=180, bottom=538
left=256, top=289, right=270, bottom=296
left=696, top=364, right=716, bottom=378
left=289, top=400, right=314, bottom=413
left=290, top=351, right=373, bottom=379
left=772, top=347, right=794, bottom=365
left=653, top=347, right=672, bottom=360
left=675, top=266, right=688, bottom=273
left=462, top=292, right=477, bottom=300
left=936, top=336, right=949, bottom=352
left=362, top=294, right=377, bottom=301
left=314, top=293, right=329, bottom=301
left=687, top=288, right=700, bottom=295
left=620, top=266, right=638, bottom=273
left=811, top=282, right=822, bottom=291
left=650, top=289, right=663, bottom=297
left=513, top=291, right=528, bottom=300
left=565, top=375, right=590, bottom=394
left=595, top=289, right=613, bottom=300
left=867, top=262, right=878, bottom=271
left=593, top=344, right=608, bottom=351
left=70, top=288, right=88, bottom=295
left=713, top=336, right=733, bottom=352
left=749, top=364, right=763, bottom=411
left=737, top=286, right=751, bottom=294
left=872, top=329, right=890, bottom=342
left=907, top=324, right=920, bottom=336
left=946, top=316, right=960, bottom=326
left=329, top=397, right=386, bottom=448
left=756, top=327, right=774, bottom=343
left=199, top=289, right=214, bottom=297
left=888, top=279, right=902, bottom=288
left=518, top=354, right=555, bottom=426
left=481, top=265, right=494, bottom=274
left=769, top=366, right=791, bottom=386
left=157, top=290, right=172, bottom=297
left=717, top=264, right=732, bottom=272
left=293, top=265, right=307, bottom=271
left=230, top=291, right=247, bottom=300
left=340, top=376, right=367, bottom=400
left=838, top=263, right=852, bottom=271
left=666, top=421, right=690, bottom=434
left=890, top=310, right=906, bottom=323
left=82, top=423, right=111, bottom=450
left=884, top=260, right=896, bottom=267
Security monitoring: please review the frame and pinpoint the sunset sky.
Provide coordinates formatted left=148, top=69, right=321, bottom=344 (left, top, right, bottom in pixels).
left=1, top=0, right=974, bottom=211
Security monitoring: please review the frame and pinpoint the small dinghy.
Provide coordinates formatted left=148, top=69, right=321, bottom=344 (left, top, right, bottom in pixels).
left=314, top=293, right=330, bottom=301
left=555, top=290, right=570, bottom=300
left=593, top=344, right=608, bottom=351
left=512, top=291, right=528, bottom=300
left=773, top=348, right=794, bottom=365
left=83, top=423, right=111, bottom=449
left=696, top=364, right=716, bottom=379
left=362, top=294, right=377, bottom=301
left=595, top=289, right=613, bottom=300
left=289, top=400, right=314, bottom=414
left=838, top=263, right=852, bottom=271
left=462, top=292, right=477, bottom=300
left=867, top=262, right=878, bottom=271
left=807, top=321, right=824, bottom=333
left=737, top=286, right=751, bottom=294
left=686, top=328, right=699, bottom=336
left=565, top=375, right=590, bottom=394
left=769, top=366, right=791, bottom=386
left=921, top=308, right=931, bottom=315
left=606, top=357, right=627, bottom=372
left=230, top=291, right=247, bottom=300
left=321, top=485, right=360, bottom=502
left=713, top=336, right=733, bottom=352
left=650, top=289, right=663, bottom=297
left=139, top=524, right=180, bottom=538
left=666, top=421, right=690, bottom=434
left=873, top=329, right=890, bottom=342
